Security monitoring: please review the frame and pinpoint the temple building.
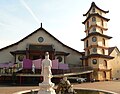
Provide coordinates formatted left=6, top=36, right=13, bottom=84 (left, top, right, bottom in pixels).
left=0, top=2, right=120, bottom=84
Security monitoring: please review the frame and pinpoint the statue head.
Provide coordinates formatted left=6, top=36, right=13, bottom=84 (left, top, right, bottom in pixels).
left=45, top=52, right=49, bottom=59
left=63, top=77, right=67, bottom=81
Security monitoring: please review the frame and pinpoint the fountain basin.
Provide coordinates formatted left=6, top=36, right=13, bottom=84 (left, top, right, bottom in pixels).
left=13, top=88, right=118, bottom=94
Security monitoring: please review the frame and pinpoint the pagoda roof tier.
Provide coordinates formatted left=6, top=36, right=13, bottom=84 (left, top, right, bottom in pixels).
left=83, top=2, right=109, bottom=16
left=81, top=32, right=112, bottom=41
left=82, top=13, right=110, bottom=24
left=84, top=24, right=108, bottom=32
left=81, top=54, right=114, bottom=60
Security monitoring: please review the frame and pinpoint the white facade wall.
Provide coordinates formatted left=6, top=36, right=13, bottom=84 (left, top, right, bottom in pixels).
left=0, top=29, right=82, bottom=65
left=0, top=45, right=17, bottom=63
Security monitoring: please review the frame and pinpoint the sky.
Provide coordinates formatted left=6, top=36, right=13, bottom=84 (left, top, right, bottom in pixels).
left=0, top=0, right=120, bottom=52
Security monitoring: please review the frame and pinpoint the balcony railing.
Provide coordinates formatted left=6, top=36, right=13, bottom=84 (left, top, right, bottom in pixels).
left=0, top=64, right=93, bottom=75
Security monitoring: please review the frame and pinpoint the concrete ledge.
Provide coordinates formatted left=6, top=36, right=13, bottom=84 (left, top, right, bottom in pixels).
left=13, top=89, right=39, bottom=94
left=13, top=88, right=118, bottom=94
left=77, top=88, right=118, bottom=94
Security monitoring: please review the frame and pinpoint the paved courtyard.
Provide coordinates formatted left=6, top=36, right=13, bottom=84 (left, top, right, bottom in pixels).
left=0, top=80, right=120, bottom=94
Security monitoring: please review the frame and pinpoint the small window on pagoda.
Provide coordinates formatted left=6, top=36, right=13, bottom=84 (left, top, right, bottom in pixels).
left=86, top=40, right=89, bottom=47
left=92, top=59, right=97, bottom=64
left=102, top=49, right=105, bottom=54
left=93, top=27, right=96, bottom=32
left=92, top=7, right=95, bottom=13
left=87, top=50, right=90, bottom=55
left=88, top=30, right=90, bottom=35
left=103, top=38, right=105, bottom=46
left=101, top=19, right=104, bottom=26
left=92, top=37, right=97, bottom=42
left=101, top=29, right=103, bottom=34
left=92, top=17, right=96, bottom=22
left=87, top=21, right=89, bottom=29
left=103, top=60, right=107, bottom=68
left=93, top=48, right=97, bottom=53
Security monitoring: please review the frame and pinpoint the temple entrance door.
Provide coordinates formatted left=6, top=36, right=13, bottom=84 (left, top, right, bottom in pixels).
left=29, top=51, right=54, bottom=60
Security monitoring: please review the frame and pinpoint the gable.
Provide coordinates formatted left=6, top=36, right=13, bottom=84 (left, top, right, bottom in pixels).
left=0, top=27, right=83, bottom=55
left=109, top=47, right=120, bottom=56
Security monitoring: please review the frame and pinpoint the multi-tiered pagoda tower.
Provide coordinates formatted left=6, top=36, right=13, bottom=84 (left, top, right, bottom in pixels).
left=81, top=2, right=114, bottom=80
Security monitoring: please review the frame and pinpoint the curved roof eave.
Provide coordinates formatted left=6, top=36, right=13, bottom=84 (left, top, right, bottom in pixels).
left=82, top=13, right=110, bottom=24
left=83, top=2, right=109, bottom=16
left=81, top=32, right=112, bottom=41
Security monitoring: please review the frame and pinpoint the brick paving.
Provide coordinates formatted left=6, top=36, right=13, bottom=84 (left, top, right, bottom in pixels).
left=0, top=81, right=120, bottom=94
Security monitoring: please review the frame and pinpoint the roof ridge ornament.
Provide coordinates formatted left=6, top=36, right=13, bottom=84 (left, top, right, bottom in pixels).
left=40, top=23, right=42, bottom=28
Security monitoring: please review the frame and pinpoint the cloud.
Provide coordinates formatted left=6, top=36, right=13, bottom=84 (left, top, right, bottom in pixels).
left=20, top=0, right=40, bottom=24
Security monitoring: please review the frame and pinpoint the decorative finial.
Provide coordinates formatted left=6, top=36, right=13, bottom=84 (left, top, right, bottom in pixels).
left=41, top=23, right=42, bottom=28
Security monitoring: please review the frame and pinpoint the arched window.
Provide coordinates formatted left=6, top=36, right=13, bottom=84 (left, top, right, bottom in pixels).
left=92, top=7, right=95, bottom=13
left=87, top=50, right=90, bottom=55
left=101, top=19, right=104, bottom=26
left=87, top=21, right=89, bottom=29
left=103, top=71, right=106, bottom=80
left=102, top=49, right=105, bottom=54
left=101, top=29, right=103, bottom=34
left=103, top=38, right=105, bottom=46
left=92, top=17, right=96, bottom=22
left=103, top=60, right=107, bottom=68
left=86, top=40, right=89, bottom=47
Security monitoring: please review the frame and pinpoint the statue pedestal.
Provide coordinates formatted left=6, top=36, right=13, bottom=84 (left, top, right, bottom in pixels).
left=37, top=82, right=56, bottom=94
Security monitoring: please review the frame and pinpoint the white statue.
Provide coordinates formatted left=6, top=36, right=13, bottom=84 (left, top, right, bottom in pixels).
left=38, top=52, right=56, bottom=94
left=41, top=52, right=52, bottom=84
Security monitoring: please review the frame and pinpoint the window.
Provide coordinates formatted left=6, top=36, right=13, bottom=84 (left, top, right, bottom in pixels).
left=102, top=49, right=105, bottom=54
left=87, top=50, right=90, bottom=55
left=92, top=37, right=97, bottom=42
left=92, top=59, right=97, bottom=64
left=92, top=7, right=95, bottom=13
left=57, top=56, right=62, bottom=62
left=101, top=19, right=104, bottom=26
left=88, top=30, right=90, bottom=34
left=103, top=38, right=105, bottom=46
left=92, top=17, right=96, bottom=22
left=87, top=21, right=89, bottom=29
left=86, top=40, right=89, bottom=47
left=101, top=29, right=103, bottom=34
left=103, top=60, right=107, bottom=68
left=38, top=37, right=44, bottom=42
left=18, top=55, right=24, bottom=61
left=93, top=48, right=97, bottom=53
left=93, top=27, right=96, bottom=32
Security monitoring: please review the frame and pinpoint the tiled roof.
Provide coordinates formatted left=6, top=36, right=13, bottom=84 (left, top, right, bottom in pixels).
left=82, top=13, right=110, bottom=24
left=108, top=46, right=120, bottom=55
left=83, top=2, right=109, bottom=16
left=81, top=32, right=112, bottom=41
